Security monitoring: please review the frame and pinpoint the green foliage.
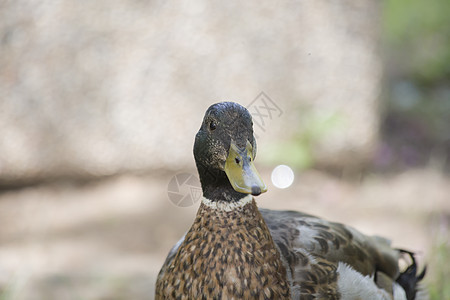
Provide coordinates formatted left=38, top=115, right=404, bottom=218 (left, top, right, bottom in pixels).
left=427, top=237, right=450, bottom=300
left=259, top=109, right=347, bottom=170
left=381, top=0, right=450, bottom=171
left=383, top=0, right=450, bottom=82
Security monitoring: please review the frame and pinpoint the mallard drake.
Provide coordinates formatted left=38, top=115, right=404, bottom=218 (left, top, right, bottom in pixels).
left=155, top=102, right=426, bottom=300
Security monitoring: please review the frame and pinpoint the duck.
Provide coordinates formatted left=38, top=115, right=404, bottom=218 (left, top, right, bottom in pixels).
left=155, top=102, right=426, bottom=300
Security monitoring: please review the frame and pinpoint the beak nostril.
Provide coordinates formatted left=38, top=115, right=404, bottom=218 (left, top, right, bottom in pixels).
left=235, top=157, right=241, bottom=164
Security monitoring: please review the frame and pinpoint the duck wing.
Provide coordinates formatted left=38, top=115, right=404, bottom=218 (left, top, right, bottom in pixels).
left=156, top=233, right=186, bottom=283
left=260, top=208, right=402, bottom=298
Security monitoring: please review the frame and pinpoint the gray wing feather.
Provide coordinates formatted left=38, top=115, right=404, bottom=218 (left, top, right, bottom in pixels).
left=260, top=208, right=400, bottom=281
left=156, top=233, right=186, bottom=281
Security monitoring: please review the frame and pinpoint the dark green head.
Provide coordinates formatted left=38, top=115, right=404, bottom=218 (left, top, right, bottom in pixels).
left=193, top=102, right=267, bottom=201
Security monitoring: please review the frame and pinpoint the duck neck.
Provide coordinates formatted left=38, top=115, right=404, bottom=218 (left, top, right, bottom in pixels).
left=197, top=166, right=247, bottom=202
left=201, top=194, right=254, bottom=212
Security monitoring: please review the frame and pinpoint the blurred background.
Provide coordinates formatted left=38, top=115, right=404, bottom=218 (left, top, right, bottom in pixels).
left=0, top=1, right=449, bottom=299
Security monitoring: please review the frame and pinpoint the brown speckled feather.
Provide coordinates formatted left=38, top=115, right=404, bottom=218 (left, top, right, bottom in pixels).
left=156, top=199, right=291, bottom=299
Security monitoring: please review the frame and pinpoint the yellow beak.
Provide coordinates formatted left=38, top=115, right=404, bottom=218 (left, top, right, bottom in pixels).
left=224, top=140, right=267, bottom=196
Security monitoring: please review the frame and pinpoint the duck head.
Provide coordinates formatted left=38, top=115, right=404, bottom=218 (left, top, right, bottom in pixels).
left=194, top=102, right=267, bottom=202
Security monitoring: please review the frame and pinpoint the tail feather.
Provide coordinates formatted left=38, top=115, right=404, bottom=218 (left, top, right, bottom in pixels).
left=395, top=249, right=427, bottom=300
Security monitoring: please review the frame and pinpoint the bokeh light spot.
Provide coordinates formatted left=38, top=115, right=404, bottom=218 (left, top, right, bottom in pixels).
left=271, top=165, right=294, bottom=189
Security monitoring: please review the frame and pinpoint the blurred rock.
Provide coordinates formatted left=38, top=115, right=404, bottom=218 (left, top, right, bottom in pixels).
left=0, top=1, right=382, bottom=185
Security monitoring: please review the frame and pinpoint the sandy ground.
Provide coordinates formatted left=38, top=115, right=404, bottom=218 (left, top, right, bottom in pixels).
left=0, top=168, right=448, bottom=299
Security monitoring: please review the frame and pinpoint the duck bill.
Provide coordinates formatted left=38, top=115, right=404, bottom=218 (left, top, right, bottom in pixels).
left=224, top=140, right=267, bottom=196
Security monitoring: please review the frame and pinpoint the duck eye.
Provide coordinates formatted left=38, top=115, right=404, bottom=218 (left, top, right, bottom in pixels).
left=209, top=121, right=217, bottom=131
